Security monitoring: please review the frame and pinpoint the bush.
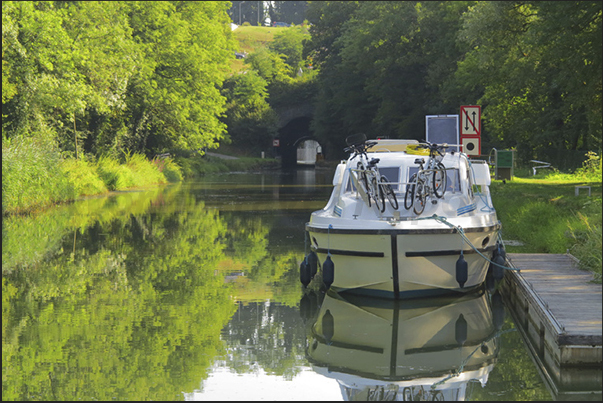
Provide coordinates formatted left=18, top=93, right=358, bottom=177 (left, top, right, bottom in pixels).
left=96, top=155, right=134, bottom=190
left=125, top=152, right=166, bottom=186
left=60, top=157, right=107, bottom=197
left=161, top=158, right=183, bottom=182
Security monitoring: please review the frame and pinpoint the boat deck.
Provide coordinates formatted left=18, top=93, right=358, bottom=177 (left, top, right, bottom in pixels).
left=501, top=253, right=601, bottom=365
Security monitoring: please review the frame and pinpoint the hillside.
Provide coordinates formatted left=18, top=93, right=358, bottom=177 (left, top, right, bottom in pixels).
left=230, top=25, right=278, bottom=72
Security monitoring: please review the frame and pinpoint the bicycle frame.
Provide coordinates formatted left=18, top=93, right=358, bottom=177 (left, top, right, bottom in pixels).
left=404, top=141, right=448, bottom=215
left=345, top=135, right=398, bottom=212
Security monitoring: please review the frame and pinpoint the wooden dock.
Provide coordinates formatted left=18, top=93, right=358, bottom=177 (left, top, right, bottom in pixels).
left=501, top=253, right=601, bottom=398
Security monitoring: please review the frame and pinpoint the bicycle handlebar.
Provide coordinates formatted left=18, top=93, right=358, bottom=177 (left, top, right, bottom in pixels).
left=344, top=140, right=378, bottom=156
left=417, top=140, right=448, bottom=156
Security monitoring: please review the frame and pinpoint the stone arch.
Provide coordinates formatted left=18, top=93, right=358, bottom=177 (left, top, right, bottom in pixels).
left=276, top=116, right=323, bottom=168
left=275, top=103, right=314, bottom=129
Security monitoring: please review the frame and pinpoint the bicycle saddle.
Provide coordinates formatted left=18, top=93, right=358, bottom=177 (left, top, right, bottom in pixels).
left=414, top=158, right=425, bottom=164
left=368, top=158, right=380, bottom=167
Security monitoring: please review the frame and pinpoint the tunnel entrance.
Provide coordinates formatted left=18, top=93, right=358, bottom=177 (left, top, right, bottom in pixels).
left=277, top=117, right=321, bottom=169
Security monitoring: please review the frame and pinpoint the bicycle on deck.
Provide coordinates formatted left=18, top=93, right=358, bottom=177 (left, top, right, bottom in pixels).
left=344, top=134, right=399, bottom=213
left=404, top=141, right=448, bottom=215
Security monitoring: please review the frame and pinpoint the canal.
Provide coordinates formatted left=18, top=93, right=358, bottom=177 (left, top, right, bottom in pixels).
left=1, top=169, right=598, bottom=400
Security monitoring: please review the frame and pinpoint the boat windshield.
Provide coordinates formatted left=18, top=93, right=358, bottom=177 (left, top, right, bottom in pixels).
left=406, top=167, right=461, bottom=193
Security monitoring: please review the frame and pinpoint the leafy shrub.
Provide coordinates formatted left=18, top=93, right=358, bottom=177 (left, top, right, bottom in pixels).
left=96, top=155, right=135, bottom=190
left=125, top=152, right=166, bottom=186
left=568, top=212, right=602, bottom=282
left=60, top=157, right=107, bottom=197
left=160, top=158, right=183, bottom=182
left=574, top=152, right=602, bottom=181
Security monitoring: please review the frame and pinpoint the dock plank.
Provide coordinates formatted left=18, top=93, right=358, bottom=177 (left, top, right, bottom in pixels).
left=506, top=253, right=602, bottom=346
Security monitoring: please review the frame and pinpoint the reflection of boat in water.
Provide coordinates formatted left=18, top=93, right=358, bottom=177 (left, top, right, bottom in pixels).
left=305, top=289, right=502, bottom=401
left=304, top=135, right=506, bottom=298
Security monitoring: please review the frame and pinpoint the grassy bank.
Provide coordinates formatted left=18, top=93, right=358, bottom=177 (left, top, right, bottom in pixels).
left=175, top=154, right=279, bottom=177
left=490, top=153, right=602, bottom=282
left=2, top=136, right=278, bottom=216
left=2, top=135, right=182, bottom=215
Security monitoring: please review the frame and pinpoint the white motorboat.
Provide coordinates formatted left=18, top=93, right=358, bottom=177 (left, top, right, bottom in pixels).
left=306, top=289, right=502, bottom=401
left=303, top=135, right=506, bottom=299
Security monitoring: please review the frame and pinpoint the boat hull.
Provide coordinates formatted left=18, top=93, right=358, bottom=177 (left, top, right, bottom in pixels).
left=306, top=223, right=500, bottom=298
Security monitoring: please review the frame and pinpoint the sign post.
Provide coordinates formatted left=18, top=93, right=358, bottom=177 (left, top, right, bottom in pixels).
left=460, top=105, right=481, bottom=155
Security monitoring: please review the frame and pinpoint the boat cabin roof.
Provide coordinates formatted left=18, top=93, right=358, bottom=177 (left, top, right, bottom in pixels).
left=366, top=139, right=419, bottom=152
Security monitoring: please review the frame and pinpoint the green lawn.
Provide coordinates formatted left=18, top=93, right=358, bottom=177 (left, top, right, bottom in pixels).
left=490, top=170, right=601, bottom=282
left=231, top=25, right=276, bottom=72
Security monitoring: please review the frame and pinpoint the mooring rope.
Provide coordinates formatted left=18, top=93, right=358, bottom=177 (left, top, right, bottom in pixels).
left=417, top=214, right=519, bottom=272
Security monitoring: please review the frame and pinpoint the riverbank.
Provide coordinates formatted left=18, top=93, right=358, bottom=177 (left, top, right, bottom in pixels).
left=489, top=161, right=601, bottom=282
left=2, top=137, right=600, bottom=281
left=1, top=136, right=278, bottom=216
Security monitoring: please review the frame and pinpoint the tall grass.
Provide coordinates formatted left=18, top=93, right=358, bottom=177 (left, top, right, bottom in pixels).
left=567, top=212, right=602, bottom=281
left=93, top=153, right=174, bottom=191
left=492, top=152, right=602, bottom=282
left=2, top=135, right=72, bottom=214
left=61, top=157, right=108, bottom=198
left=3, top=135, right=180, bottom=215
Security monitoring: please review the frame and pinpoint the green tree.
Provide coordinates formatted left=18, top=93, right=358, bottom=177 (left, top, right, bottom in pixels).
left=221, top=70, right=278, bottom=153
left=454, top=1, right=602, bottom=165
left=229, top=0, right=266, bottom=26
left=123, top=1, right=237, bottom=155
left=269, top=1, right=308, bottom=25
left=2, top=1, right=237, bottom=159
left=244, top=46, right=293, bottom=84
left=269, top=25, right=309, bottom=74
left=304, top=1, right=470, bottom=157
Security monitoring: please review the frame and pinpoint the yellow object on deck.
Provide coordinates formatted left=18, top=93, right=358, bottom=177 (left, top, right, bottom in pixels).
left=367, top=139, right=420, bottom=153
left=405, top=144, right=429, bottom=155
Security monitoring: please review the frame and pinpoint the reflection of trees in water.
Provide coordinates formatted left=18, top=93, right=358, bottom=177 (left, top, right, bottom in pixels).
left=219, top=300, right=308, bottom=380
left=3, top=178, right=314, bottom=399
left=2, top=185, right=238, bottom=401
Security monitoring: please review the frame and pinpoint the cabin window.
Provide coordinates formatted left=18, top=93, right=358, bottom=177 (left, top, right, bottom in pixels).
left=406, top=167, right=461, bottom=193
left=344, top=170, right=360, bottom=193
left=378, top=167, right=400, bottom=191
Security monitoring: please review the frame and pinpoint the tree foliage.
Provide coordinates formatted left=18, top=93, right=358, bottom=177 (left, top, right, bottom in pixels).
left=2, top=1, right=237, bottom=157
left=221, top=70, right=278, bottom=153
left=304, top=1, right=602, bottom=167
left=455, top=1, right=602, bottom=164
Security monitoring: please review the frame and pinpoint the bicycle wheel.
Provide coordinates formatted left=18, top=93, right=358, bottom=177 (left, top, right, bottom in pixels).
left=413, top=177, right=426, bottom=215
left=371, top=176, right=385, bottom=212
left=404, top=174, right=417, bottom=210
left=380, top=176, right=398, bottom=210
left=433, top=162, right=447, bottom=198
left=357, top=162, right=371, bottom=207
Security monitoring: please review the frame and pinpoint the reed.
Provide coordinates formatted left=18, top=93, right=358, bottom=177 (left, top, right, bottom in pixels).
left=96, top=152, right=167, bottom=191
left=61, top=157, right=108, bottom=198
left=3, top=136, right=175, bottom=214
left=2, top=135, right=72, bottom=214
left=151, top=155, right=183, bottom=183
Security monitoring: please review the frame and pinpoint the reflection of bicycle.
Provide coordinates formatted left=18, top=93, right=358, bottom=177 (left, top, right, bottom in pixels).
left=404, top=141, right=448, bottom=215
left=402, top=386, right=444, bottom=401
left=344, top=134, right=399, bottom=212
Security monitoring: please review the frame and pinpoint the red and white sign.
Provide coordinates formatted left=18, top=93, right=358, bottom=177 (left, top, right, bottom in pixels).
left=273, top=139, right=280, bottom=147
left=461, top=136, right=481, bottom=156
left=460, top=105, right=481, bottom=137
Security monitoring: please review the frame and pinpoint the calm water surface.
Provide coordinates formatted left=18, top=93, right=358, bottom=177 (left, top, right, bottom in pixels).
left=2, top=169, right=595, bottom=400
